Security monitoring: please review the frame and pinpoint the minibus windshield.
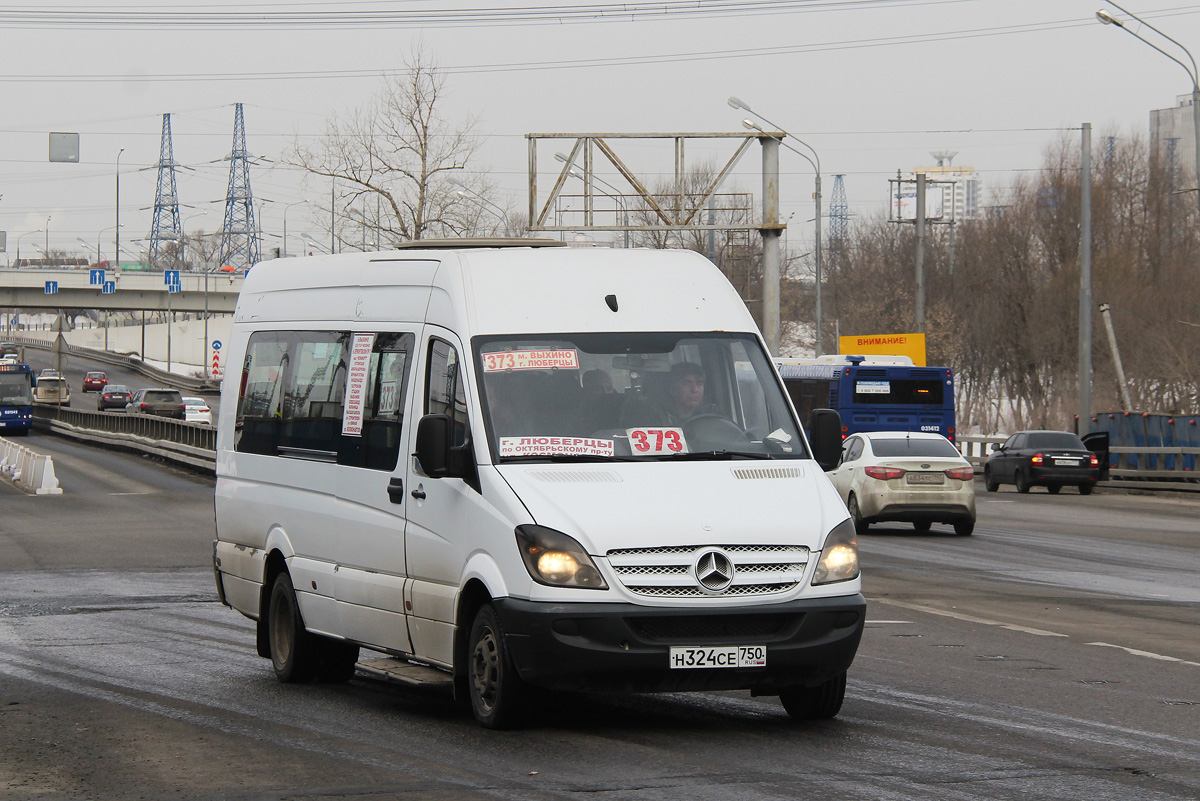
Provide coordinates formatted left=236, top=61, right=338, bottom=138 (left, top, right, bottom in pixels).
left=474, top=332, right=807, bottom=462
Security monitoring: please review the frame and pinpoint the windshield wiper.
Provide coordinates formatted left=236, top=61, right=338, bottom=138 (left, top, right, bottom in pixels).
left=664, top=450, right=774, bottom=461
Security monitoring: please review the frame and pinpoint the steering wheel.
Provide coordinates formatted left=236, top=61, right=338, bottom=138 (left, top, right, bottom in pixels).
left=683, top=414, right=753, bottom=449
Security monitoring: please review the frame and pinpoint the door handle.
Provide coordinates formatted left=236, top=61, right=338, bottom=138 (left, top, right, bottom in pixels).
left=387, top=477, right=405, bottom=504
left=410, top=488, right=427, bottom=500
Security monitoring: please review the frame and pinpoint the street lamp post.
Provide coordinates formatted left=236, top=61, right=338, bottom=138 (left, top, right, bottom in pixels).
left=448, top=177, right=511, bottom=236
left=116, top=148, right=125, bottom=268
left=44, top=216, right=52, bottom=262
left=282, top=201, right=306, bottom=258
left=1098, top=2, right=1200, bottom=217
left=729, top=97, right=825, bottom=356
left=16, top=230, right=41, bottom=267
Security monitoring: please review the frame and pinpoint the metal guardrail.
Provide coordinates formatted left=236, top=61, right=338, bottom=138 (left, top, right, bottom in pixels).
left=33, top=403, right=216, bottom=472
left=958, top=435, right=1200, bottom=492
left=6, top=335, right=220, bottom=393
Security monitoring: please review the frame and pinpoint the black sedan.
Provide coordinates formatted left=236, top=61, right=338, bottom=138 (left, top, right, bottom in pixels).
left=98, top=385, right=133, bottom=411
left=984, top=430, right=1101, bottom=494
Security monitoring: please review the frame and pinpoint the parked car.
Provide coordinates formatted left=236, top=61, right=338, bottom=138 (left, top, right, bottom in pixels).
left=82, top=371, right=108, bottom=392
left=984, top=430, right=1101, bottom=494
left=826, top=431, right=977, bottom=536
left=182, top=396, right=212, bottom=425
left=125, top=388, right=186, bottom=419
left=98, top=384, right=132, bottom=411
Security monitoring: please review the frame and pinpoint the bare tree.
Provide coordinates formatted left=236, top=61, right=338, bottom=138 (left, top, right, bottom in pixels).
left=288, top=49, right=488, bottom=247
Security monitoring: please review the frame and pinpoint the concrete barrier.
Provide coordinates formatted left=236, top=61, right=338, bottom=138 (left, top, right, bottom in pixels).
left=0, top=437, right=63, bottom=494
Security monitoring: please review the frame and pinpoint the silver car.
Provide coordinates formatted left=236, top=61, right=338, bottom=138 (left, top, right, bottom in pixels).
left=826, top=431, right=976, bottom=536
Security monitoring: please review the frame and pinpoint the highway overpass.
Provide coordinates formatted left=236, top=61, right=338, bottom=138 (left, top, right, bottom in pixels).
left=0, top=268, right=243, bottom=313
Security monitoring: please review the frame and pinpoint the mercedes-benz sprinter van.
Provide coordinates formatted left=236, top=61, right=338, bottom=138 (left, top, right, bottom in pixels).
left=213, top=240, right=863, bottom=728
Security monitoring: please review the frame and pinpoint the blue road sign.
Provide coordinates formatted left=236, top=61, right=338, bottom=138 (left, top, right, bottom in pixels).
left=164, top=270, right=180, bottom=286
left=212, top=340, right=222, bottom=351
left=167, top=283, right=181, bottom=294
left=44, top=281, right=58, bottom=294
left=102, top=281, right=116, bottom=295
left=89, top=269, right=105, bottom=286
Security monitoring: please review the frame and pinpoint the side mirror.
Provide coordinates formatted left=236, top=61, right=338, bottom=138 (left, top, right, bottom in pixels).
left=990, top=443, right=1001, bottom=452
left=414, top=413, right=474, bottom=480
left=414, top=414, right=452, bottom=478
left=808, top=408, right=843, bottom=472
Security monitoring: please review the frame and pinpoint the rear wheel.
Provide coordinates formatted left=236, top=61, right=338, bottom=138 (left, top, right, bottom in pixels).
left=848, top=495, right=869, bottom=536
left=912, top=520, right=931, bottom=533
left=468, top=604, right=529, bottom=729
left=268, top=572, right=319, bottom=683
left=1078, top=483, right=1094, bottom=496
left=780, top=671, right=847, bottom=720
left=954, top=518, right=975, bottom=536
left=1047, top=484, right=1061, bottom=495
left=984, top=468, right=999, bottom=492
left=1015, top=470, right=1030, bottom=494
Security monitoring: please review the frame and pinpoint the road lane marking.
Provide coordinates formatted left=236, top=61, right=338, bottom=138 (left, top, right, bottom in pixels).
left=871, top=598, right=1068, bottom=637
left=1087, top=642, right=1200, bottom=667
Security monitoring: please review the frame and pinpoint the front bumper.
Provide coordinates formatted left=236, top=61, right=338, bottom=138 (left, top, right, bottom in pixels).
left=493, top=594, right=865, bottom=694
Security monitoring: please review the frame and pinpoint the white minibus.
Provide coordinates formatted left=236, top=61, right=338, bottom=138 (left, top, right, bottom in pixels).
left=213, top=240, right=863, bottom=728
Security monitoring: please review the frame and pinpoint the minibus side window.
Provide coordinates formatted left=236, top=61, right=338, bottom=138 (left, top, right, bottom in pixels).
left=235, top=333, right=289, bottom=455
left=425, top=339, right=469, bottom=447
left=340, top=332, right=415, bottom=471
left=279, top=332, right=350, bottom=457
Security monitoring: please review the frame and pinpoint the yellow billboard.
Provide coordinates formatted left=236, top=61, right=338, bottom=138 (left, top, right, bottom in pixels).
left=838, top=333, right=927, bottom=366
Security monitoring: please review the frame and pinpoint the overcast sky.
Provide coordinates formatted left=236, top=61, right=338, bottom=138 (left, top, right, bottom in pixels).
left=3, top=0, right=1199, bottom=263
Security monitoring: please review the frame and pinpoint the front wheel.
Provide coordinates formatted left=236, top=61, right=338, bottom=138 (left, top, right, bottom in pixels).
left=1015, top=470, right=1030, bottom=494
left=468, top=604, right=530, bottom=729
left=780, top=671, right=847, bottom=720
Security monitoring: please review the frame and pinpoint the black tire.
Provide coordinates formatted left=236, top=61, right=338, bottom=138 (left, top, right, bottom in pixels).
left=848, top=495, right=869, bottom=536
left=1015, top=470, right=1030, bottom=494
left=268, top=572, right=319, bottom=683
left=984, top=468, right=998, bottom=493
left=954, top=518, right=975, bottom=536
left=1046, top=484, right=1061, bottom=495
left=468, top=604, right=530, bottom=729
left=912, top=520, right=932, bottom=533
left=1078, top=483, right=1094, bottom=496
left=780, top=671, right=847, bottom=720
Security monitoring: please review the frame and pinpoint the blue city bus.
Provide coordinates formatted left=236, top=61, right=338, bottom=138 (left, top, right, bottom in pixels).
left=775, top=355, right=957, bottom=442
left=0, top=362, right=34, bottom=436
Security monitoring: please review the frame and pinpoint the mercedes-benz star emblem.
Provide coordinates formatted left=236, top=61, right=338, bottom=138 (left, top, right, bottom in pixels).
left=695, top=550, right=735, bottom=593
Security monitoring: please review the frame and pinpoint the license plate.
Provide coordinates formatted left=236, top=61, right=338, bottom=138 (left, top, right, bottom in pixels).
left=906, top=472, right=945, bottom=485
left=1053, top=459, right=1078, bottom=466
left=669, top=645, right=766, bottom=669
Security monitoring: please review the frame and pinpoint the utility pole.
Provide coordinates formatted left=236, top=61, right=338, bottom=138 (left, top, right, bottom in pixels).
left=760, top=135, right=781, bottom=355
left=914, top=172, right=926, bottom=332
left=1099, top=303, right=1133, bottom=411
left=1079, top=123, right=1093, bottom=432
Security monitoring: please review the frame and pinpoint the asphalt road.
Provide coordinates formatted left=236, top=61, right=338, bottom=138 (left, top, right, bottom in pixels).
left=1, top=433, right=1198, bottom=800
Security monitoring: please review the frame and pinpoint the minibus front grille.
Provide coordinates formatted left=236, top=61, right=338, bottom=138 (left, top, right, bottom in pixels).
left=605, top=545, right=809, bottom=599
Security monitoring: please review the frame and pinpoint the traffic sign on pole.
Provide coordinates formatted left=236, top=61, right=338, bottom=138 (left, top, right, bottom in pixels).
left=164, top=269, right=180, bottom=286
left=44, top=281, right=58, bottom=294
left=90, top=269, right=105, bottom=286
left=102, top=281, right=116, bottom=294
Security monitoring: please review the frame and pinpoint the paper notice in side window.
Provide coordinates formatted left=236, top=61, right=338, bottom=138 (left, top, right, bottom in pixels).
left=482, top=349, right=579, bottom=372
left=499, top=436, right=614, bottom=458
left=342, top=333, right=375, bottom=436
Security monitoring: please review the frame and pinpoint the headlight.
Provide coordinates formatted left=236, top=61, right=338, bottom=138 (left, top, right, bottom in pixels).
left=515, top=525, right=608, bottom=589
left=812, top=518, right=860, bottom=585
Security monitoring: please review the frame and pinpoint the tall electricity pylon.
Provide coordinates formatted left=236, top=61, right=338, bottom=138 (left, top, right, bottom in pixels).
left=828, top=174, right=849, bottom=256
left=148, top=113, right=182, bottom=269
left=217, top=103, right=260, bottom=268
